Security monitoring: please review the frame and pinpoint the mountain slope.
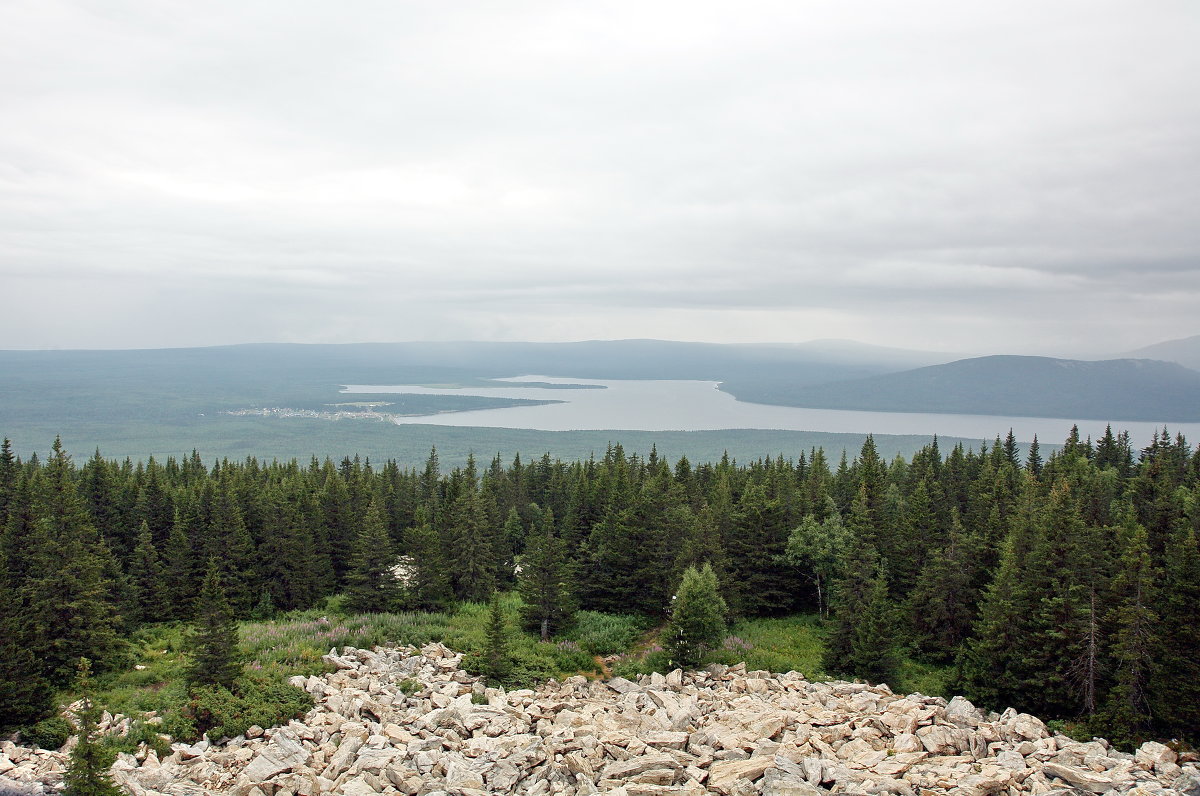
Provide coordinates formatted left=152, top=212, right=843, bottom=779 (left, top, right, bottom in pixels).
left=773, top=355, right=1200, bottom=421
left=1122, top=334, right=1200, bottom=370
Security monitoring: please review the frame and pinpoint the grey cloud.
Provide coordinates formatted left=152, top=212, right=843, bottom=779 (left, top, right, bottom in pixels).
left=0, top=0, right=1198, bottom=354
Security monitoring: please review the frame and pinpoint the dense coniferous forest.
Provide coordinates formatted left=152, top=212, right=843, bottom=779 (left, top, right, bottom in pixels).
left=1, top=427, right=1198, bottom=745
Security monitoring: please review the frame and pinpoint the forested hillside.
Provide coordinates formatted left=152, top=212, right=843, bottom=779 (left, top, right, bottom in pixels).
left=771, top=356, right=1200, bottom=421
left=2, top=426, right=1198, bottom=745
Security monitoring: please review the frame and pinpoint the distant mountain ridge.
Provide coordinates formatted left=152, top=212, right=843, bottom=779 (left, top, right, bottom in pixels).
left=769, top=355, right=1200, bottom=422
left=1121, top=334, right=1200, bottom=371
left=2, top=343, right=1197, bottom=464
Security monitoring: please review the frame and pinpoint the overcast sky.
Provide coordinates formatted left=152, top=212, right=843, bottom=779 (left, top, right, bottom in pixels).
left=2, top=1, right=1197, bottom=355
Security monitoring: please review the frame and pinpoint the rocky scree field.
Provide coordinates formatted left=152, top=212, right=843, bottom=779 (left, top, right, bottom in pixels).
left=1, top=643, right=1197, bottom=796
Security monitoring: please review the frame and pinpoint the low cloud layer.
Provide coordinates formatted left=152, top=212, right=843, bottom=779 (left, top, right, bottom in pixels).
left=2, top=1, right=1197, bottom=355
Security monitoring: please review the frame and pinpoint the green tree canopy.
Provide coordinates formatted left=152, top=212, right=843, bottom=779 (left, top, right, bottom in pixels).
left=665, top=564, right=728, bottom=669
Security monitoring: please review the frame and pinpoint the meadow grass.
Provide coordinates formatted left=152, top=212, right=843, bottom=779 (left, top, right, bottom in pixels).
left=91, top=592, right=618, bottom=743
left=717, top=614, right=828, bottom=679
left=563, top=611, right=651, bottom=656
left=86, top=599, right=951, bottom=746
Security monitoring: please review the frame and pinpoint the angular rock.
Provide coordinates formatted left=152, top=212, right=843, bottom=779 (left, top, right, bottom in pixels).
left=707, top=756, right=775, bottom=795
left=1042, top=761, right=1124, bottom=793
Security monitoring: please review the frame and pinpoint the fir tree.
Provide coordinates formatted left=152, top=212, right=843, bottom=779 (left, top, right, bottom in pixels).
left=187, top=560, right=240, bottom=689
left=517, top=507, right=576, bottom=640
left=344, top=499, right=400, bottom=614
left=1149, top=524, right=1200, bottom=737
left=906, top=509, right=975, bottom=663
left=1099, top=524, right=1157, bottom=743
left=127, top=520, right=165, bottom=625
left=845, top=569, right=900, bottom=685
left=63, top=658, right=123, bottom=796
left=403, top=510, right=452, bottom=610
left=0, top=550, right=53, bottom=729
left=483, top=592, right=512, bottom=683
left=664, top=564, right=728, bottom=669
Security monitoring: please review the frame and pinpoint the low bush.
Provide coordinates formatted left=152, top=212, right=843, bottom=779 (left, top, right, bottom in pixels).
left=19, top=715, right=72, bottom=750
left=611, top=647, right=670, bottom=679
left=100, top=719, right=172, bottom=758
left=185, top=673, right=312, bottom=742
left=564, top=612, right=648, bottom=656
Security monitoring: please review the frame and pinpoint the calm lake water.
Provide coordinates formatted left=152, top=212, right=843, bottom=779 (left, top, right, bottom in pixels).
left=342, top=376, right=1200, bottom=444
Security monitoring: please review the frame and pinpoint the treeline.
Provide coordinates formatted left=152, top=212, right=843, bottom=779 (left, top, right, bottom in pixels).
left=1, top=427, right=1198, bottom=744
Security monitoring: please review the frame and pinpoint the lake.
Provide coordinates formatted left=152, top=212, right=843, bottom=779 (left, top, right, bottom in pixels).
left=342, top=376, right=1200, bottom=444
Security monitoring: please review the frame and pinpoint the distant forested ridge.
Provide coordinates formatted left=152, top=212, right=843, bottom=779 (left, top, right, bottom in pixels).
left=758, top=355, right=1200, bottom=421
left=4, top=343, right=1199, bottom=463
left=2, top=425, right=1198, bottom=745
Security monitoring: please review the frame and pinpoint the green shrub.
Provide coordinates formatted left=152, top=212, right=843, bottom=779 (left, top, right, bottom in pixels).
left=20, top=715, right=72, bottom=750
left=611, top=648, right=671, bottom=679
left=100, top=720, right=171, bottom=758
left=185, top=674, right=312, bottom=742
left=548, top=640, right=596, bottom=673
left=565, top=612, right=647, bottom=656
left=159, top=710, right=197, bottom=743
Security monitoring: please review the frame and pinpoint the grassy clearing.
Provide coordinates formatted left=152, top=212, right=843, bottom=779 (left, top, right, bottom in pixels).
left=605, top=612, right=953, bottom=698
left=607, top=614, right=826, bottom=680
left=87, top=594, right=649, bottom=744
left=893, top=658, right=953, bottom=698
left=80, top=602, right=952, bottom=747
left=716, top=615, right=827, bottom=678
left=563, top=611, right=652, bottom=656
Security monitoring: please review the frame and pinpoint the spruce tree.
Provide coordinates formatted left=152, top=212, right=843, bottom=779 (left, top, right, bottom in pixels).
left=823, top=535, right=882, bottom=670
left=447, top=484, right=497, bottom=602
left=0, top=550, right=53, bottom=729
left=1026, top=436, right=1043, bottom=478
left=403, top=510, right=452, bottom=610
left=1023, top=482, right=1106, bottom=716
left=845, top=568, right=900, bottom=685
left=1100, top=524, right=1157, bottom=744
left=0, top=437, right=16, bottom=522
left=906, top=509, right=975, bottom=663
left=664, top=564, right=728, bottom=669
left=724, top=482, right=797, bottom=616
left=483, top=592, right=512, bottom=683
left=63, top=658, right=123, bottom=796
left=187, top=560, right=241, bottom=689
left=957, top=518, right=1036, bottom=712
left=517, top=507, right=576, bottom=640
left=582, top=511, right=653, bottom=613
left=127, top=520, right=165, bottom=625
left=23, top=439, right=125, bottom=684
left=344, top=499, right=400, bottom=614
left=162, top=510, right=198, bottom=620
left=1149, top=524, right=1200, bottom=737
left=206, top=477, right=255, bottom=614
